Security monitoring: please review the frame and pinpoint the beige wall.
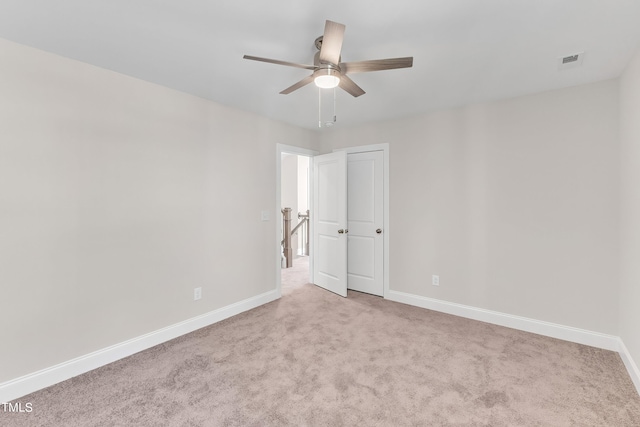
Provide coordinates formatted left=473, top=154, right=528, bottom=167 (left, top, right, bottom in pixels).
left=297, top=156, right=310, bottom=217
left=0, top=38, right=319, bottom=382
left=297, top=156, right=310, bottom=255
left=281, top=154, right=299, bottom=256
left=620, top=49, right=640, bottom=371
left=321, top=80, right=620, bottom=334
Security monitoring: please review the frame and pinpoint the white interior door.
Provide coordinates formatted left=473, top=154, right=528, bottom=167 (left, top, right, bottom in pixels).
left=312, top=151, right=348, bottom=297
left=347, top=151, right=384, bottom=296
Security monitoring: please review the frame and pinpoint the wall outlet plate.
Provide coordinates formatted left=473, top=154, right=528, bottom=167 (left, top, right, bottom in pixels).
left=432, top=275, right=439, bottom=286
left=194, top=287, right=202, bottom=300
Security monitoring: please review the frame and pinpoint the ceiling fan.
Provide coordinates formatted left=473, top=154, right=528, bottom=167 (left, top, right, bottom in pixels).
left=243, top=20, right=413, bottom=97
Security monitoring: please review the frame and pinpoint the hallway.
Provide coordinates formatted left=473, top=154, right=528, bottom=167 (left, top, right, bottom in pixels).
left=281, top=256, right=309, bottom=294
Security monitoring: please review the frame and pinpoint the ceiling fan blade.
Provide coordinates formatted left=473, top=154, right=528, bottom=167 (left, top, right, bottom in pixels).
left=243, top=55, right=315, bottom=70
left=319, top=20, right=345, bottom=65
left=280, top=75, right=315, bottom=94
left=339, top=75, right=365, bottom=97
left=340, top=57, right=414, bottom=74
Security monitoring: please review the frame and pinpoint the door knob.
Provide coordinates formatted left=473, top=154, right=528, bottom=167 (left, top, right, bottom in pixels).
left=376, top=228, right=382, bottom=234
left=338, top=229, right=344, bottom=234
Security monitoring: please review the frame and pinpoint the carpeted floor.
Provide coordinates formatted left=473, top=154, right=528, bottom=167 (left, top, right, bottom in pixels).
left=281, top=255, right=309, bottom=294
left=4, top=266, right=640, bottom=426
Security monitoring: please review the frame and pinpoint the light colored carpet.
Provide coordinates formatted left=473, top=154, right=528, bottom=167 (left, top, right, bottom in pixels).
left=4, top=277, right=640, bottom=426
left=281, top=255, right=309, bottom=294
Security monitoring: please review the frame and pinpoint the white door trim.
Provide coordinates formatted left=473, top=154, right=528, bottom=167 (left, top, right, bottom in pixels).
left=333, top=143, right=390, bottom=298
left=276, top=144, right=318, bottom=298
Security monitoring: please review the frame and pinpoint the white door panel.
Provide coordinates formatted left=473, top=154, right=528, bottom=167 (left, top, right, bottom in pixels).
left=347, top=151, right=384, bottom=296
left=318, top=162, right=339, bottom=222
left=347, top=235, right=375, bottom=277
left=347, top=160, right=376, bottom=223
left=313, top=151, right=347, bottom=297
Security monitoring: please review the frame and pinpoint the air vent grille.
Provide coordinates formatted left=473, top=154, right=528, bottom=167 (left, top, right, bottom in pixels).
left=558, top=52, right=585, bottom=70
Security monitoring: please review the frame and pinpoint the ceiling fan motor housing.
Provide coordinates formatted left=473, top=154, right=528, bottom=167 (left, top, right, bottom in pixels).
left=314, top=50, right=341, bottom=67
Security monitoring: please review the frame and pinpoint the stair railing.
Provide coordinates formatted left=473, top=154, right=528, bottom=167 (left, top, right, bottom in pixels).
left=281, top=208, right=310, bottom=268
left=297, top=210, right=310, bottom=256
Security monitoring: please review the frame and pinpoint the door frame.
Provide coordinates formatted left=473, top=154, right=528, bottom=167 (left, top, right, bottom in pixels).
left=275, top=144, right=318, bottom=297
left=333, top=143, right=390, bottom=298
left=275, top=142, right=389, bottom=299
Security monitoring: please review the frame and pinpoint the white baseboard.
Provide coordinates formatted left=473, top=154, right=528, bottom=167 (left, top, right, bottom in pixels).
left=386, top=290, right=640, bottom=395
left=618, top=339, right=640, bottom=395
left=385, top=290, right=620, bottom=350
left=0, top=289, right=279, bottom=403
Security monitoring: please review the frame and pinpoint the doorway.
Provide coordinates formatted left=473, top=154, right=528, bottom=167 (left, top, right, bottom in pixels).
left=276, top=144, right=317, bottom=297
left=275, top=143, right=389, bottom=299
left=280, top=152, right=311, bottom=293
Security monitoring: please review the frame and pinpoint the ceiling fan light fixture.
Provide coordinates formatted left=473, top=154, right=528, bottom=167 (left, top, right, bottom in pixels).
left=314, top=68, right=340, bottom=89
left=244, top=20, right=413, bottom=100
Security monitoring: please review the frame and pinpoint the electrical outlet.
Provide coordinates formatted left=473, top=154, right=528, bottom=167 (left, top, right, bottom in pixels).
left=432, top=275, right=439, bottom=286
left=194, top=287, right=202, bottom=301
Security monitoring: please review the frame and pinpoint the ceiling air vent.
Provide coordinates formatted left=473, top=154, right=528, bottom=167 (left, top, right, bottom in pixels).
left=558, top=52, right=585, bottom=70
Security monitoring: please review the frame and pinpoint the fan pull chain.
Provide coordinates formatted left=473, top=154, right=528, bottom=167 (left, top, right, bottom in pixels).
left=332, top=87, right=337, bottom=125
left=318, top=87, right=322, bottom=128
left=318, top=87, right=337, bottom=128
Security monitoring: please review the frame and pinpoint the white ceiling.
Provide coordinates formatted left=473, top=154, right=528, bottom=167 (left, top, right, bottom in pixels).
left=2, top=0, right=640, bottom=131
